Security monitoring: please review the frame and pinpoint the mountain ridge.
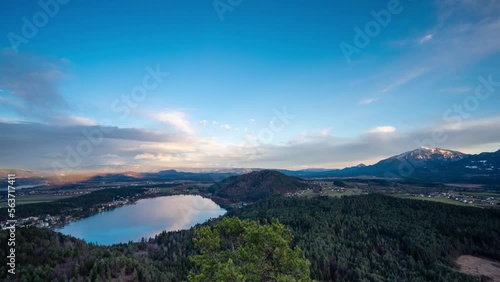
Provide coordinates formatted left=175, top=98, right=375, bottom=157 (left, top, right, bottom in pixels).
left=3, top=147, right=499, bottom=184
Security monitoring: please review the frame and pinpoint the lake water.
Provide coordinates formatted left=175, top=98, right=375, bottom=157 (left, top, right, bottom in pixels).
left=56, top=195, right=226, bottom=245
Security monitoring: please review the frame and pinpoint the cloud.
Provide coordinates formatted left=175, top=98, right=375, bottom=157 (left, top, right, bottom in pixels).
left=359, top=97, right=379, bottom=105
left=436, top=0, right=500, bottom=25
left=419, top=34, right=433, bottom=44
left=152, top=110, right=194, bottom=135
left=361, top=68, right=428, bottom=105
left=100, top=154, right=120, bottom=158
left=378, top=0, right=500, bottom=100
left=248, top=119, right=255, bottom=124
left=255, top=116, right=500, bottom=168
left=1, top=114, right=500, bottom=171
left=53, top=116, right=97, bottom=126
left=380, top=68, right=428, bottom=94
left=368, top=126, right=396, bottom=134
left=390, top=0, right=500, bottom=72
left=0, top=121, right=181, bottom=171
left=0, top=51, right=69, bottom=121
left=199, top=120, right=208, bottom=126
left=220, top=124, right=232, bottom=130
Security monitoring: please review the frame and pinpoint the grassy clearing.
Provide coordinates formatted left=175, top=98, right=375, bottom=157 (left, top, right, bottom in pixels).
left=463, top=192, right=500, bottom=198
left=157, top=187, right=176, bottom=193
left=399, top=195, right=469, bottom=206
left=298, top=188, right=362, bottom=198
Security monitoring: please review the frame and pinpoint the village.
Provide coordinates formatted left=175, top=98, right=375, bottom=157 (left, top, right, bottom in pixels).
left=1, top=194, right=136, bottom=230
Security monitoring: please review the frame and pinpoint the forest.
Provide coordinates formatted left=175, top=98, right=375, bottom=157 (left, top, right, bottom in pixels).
left=1, top=194, right=499, bottom=281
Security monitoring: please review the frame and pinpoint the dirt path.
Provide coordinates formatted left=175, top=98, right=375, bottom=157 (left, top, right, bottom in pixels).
left=456, top=255, right=500, bottom=281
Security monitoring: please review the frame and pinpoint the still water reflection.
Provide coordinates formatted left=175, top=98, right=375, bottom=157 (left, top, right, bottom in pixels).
left=56, top=195, right=226, bottom=245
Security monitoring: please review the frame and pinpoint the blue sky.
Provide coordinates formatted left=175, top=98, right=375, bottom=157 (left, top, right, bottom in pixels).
left=0, top=0, right=499, bottom=172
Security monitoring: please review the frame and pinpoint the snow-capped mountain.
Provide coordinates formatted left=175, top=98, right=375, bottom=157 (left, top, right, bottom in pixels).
left=280, top=147, right=500, bottom=181
left=390, top=147, right=466, bottom=162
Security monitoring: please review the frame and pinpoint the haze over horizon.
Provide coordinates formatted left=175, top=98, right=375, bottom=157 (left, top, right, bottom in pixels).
left=1, top=0, right=500, bottom=172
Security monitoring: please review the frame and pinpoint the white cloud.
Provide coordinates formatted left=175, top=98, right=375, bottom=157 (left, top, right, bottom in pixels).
left=100, top=154, right=120, bottom=158
left=361, top=68, right=428, bottom=105
left=54, top=115, right=97, bottom=126
left=320, top=129, right=331, bottom=136
left=248, top=118, right=256, bottom=124
left=152, top=110, right=194, bottom=134
left=199, top=120, right=208, bottom=126
left=368, top=126, right=397, bottom=134
left=359, top=97, right=379, bottom=105
left=419, top=33, right=433, bottom=44
left=220, top=124, right=232, bottom=130
left=380, top=68, right=428, bottom=94
left=2, top=115, right=500, bottom=171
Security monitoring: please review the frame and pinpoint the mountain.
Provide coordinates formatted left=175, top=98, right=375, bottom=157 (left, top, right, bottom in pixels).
left=277, top=147, right=500, bottom=182
left=353, top=147, right=500, bottom=181
left=70, top=170, right=241, bottom=184
left=209, top=170, right=311, bottom=202
left=445, top=149, right=500, bottom=181
left=361, top=147, right=468, bottom=178
left=387, top=147, right=466, bottom=162
left=4, top=148, right=499, bottom=187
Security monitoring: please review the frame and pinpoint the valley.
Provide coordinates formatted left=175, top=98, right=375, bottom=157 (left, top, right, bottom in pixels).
left=1, top=147, right=500, bottom=281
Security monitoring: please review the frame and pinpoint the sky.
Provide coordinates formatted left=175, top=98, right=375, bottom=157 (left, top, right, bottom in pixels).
left=0, top=0, right=499, bottom=172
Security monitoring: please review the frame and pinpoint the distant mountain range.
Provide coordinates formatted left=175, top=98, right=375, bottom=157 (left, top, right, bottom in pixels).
left=2, top=147, right=499, bottom=185
left=279, top=147, right=500, bottom=182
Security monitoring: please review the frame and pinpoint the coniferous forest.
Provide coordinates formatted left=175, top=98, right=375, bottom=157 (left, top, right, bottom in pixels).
left=1, top=194, right=499, bottom=281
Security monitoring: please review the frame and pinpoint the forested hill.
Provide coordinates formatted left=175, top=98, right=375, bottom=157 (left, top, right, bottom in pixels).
left=230, top=194, right=500, bottom=281
left=1, top=194, right=499, bottom=281
left=208, top=169, right=311, bottom=202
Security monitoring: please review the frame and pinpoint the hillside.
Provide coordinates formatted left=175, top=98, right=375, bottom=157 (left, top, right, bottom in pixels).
left=2, top=194, right=500, bottom=281
left=208, top=170, right=311, bottom=202
left=231, top=195, right=500, bottom=281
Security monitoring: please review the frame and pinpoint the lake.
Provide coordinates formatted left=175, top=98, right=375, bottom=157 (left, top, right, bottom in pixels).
left=56, top=195, right=226, bottom=245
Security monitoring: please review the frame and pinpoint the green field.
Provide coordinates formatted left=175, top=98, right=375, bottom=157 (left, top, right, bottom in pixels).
left=157, top=187, right=176, bottom=193
left=462, top=192, right=500, bottom=198
left=0, top=194, right=76, bottom=208
left=398, top=195, right=469, bottom=206
left=299, top=188, right=362, bottom=198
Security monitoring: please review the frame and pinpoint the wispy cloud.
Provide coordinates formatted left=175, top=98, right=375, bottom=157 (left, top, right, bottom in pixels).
left=220, top=124, right=232, bottom=130
left=152, top=110, right=194, bottom=135
left=368, top=126, right=396, bottom=134
left=359, top=97, right=379, bottom=105
left=419, top=33, right=433, bottom=44
left=53, top=116, right=97, bottom=126
left=380, top=68, right=428, bottom=94
left=360, top=68, right=428, bottom=105
left=0, top=50, right=69, bottom=121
